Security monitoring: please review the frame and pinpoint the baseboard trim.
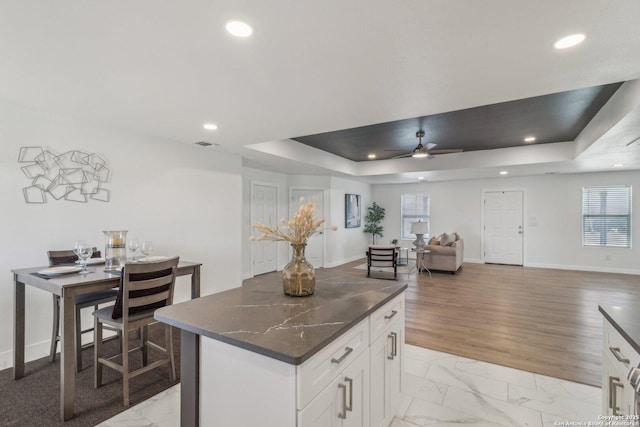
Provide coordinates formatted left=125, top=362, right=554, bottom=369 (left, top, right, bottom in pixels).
left=524, top=262, right=640, bottom=276
left=0, top=339, right=51, bottom=370
left=324, top=254, right=366, bottom=269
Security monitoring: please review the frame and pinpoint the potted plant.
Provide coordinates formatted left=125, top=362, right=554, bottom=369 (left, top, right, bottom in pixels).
left=364, top=202, right=385, bottom=244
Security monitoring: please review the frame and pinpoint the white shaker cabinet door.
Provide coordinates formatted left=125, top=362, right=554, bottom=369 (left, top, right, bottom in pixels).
left=370, top=332, right=389, bottom=427
left=370, top=321, right=403, bottom=427
left=298, top=372, right=344, bottom=427
left=299, top=350, right=370, bottom=427
left=342, top=349, right=370, bottom=427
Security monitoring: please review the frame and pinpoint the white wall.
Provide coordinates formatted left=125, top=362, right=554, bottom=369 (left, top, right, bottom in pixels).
left=241, top=169, right=372, bottom=277
left=325, top=177, right=372, bottom=267
left=0, top=99, right=243, bottom=368
left=372, top=171, right=640, bottom=274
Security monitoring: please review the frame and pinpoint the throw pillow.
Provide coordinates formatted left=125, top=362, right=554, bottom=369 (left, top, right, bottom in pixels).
left=440, top=232, right=454, bottom=246
left=451, top=232, right=459, bottom=241
left=428, top=236, right=441, bottom=245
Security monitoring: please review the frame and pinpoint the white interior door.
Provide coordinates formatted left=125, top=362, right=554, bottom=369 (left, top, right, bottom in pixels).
left=252, top=184, right=278, bottom=275
left=291, top=189, right=324, bottom=268
left=484, top=190, right=524, bottom=265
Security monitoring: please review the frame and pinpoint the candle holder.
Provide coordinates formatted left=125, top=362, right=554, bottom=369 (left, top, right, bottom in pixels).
left=103, top=230, right=128, bottom=271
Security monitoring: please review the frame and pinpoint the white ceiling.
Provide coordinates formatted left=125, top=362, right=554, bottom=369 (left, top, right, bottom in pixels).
left=1, top=0, right=639, bottom=183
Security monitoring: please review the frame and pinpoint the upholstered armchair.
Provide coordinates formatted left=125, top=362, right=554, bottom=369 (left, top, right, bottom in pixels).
left=421, top=233, right=464, bottom=273
left=366, top=245, right=398, bottom=279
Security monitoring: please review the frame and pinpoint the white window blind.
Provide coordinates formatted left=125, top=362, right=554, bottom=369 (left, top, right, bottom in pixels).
left=401, top=193, right=430, bottom=239
left=582, top=185, right=632, bottom=248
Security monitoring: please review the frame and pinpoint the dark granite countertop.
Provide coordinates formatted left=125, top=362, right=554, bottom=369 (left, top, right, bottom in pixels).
left=599, top=305, right=640, bottom=354
left=155, top=270, right=407, bottom=365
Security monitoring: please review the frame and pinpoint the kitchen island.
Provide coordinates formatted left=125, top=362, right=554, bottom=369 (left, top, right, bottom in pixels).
left=155, top=270, right=407, bottom=427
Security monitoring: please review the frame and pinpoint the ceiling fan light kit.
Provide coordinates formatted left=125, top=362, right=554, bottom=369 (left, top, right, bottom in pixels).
left=411, top=130, right=431, bottom=159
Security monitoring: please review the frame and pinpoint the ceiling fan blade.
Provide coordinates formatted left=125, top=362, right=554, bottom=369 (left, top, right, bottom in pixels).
left=425, top=142, right=437, bottom=150
left=389, top=153, right=412, bottom=159
left=428, top=148, right=463, bottom=154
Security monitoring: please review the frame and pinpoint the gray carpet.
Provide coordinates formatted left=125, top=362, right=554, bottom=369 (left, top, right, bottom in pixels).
left=0, top=324, right=180, bottom=427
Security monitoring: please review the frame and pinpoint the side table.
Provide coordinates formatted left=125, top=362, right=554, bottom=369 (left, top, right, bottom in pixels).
left=409, top=248, right=432, bottom=278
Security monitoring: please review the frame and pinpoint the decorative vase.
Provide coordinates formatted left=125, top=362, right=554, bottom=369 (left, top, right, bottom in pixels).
left=282, top=243, right=315, bottom=297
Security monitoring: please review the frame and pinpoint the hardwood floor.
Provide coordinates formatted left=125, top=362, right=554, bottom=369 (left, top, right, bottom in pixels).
left=319, top=260, right=640, bottom=387
left=404, top=263, right=610, bottom=387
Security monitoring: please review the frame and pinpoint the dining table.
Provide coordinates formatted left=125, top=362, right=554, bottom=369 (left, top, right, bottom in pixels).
left=11, top=260, right=202, bottom=421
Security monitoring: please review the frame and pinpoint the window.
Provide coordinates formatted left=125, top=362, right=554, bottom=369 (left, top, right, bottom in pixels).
left=582, top=185, right=632, bottom=248
left=401, top=193, right=430, bottom=239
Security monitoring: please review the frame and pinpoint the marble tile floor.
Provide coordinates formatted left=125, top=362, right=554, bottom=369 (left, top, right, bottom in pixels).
left=98, top=344, right=601, bottom=427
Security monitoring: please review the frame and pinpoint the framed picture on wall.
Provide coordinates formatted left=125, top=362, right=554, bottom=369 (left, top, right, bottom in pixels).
left=345, top=194, right=361, bottom=228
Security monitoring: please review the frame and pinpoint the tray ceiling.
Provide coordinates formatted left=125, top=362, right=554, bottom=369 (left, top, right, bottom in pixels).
left=292, top=83, right=623, bottom=162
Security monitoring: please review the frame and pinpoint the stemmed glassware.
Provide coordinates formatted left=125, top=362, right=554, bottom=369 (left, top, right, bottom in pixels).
left=74, top=240, right=85, bottom=261
left=140, top=241, right=153, bottom=260
left=76, top=242, right=93, bottom=273
left=128, top=238, right=140, bottom=262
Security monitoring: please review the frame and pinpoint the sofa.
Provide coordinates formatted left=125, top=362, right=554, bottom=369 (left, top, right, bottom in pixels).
left=421, top=232, right=464, bottom=274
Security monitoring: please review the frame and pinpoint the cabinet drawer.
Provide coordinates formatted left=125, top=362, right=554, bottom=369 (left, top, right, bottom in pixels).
left=370, top=294, right=404, bottom=343
left=604, top=319, right=640, bottom=370
left=297, top=318, right=369, bottom=410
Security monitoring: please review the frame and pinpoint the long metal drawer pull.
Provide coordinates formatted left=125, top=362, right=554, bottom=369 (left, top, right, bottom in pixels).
left=331, top=347, right=353, bottom=364
left=609, top=346, right=630, bottom=364
left=391, top=331, right=398, bottom=357
left=345, top=377, right=353, bottom=412
left=608, top=376, right=615, bottom=409
left=384, top=310, right=398, bottom=320
left=612, top=378, right=623, bottom=415
left=387, top=334, right=395, bottom=360
left=338, top=383, right=347, bottom=419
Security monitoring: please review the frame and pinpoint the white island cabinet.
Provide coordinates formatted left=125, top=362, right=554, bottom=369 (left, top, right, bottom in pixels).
left=155, top=274, right=407, bottom=427
left=199, top=293, right=405, bottom=427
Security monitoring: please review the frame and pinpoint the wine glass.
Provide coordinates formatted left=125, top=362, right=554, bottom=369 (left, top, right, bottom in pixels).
left=140, top=241, right=153, bottom=260
left=128, top=238, right=140, bottom=262
left=74, top=240, right=85, bottom=263
left=77, top=242, right=93, bottom=273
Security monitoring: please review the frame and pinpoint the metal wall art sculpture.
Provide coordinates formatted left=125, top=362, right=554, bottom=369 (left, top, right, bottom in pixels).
left=18, top=146, right=111, bottom=203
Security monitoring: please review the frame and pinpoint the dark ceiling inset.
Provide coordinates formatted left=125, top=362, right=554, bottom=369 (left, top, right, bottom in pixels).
left=292, top=82, right=623, bottom=162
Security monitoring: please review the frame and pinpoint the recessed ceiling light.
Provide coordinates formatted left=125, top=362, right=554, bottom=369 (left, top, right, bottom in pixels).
left=524, top=136, right=536, bottom=143
left=499, top=171, right=508, bottom=175
left=554, top=33, right=585, bottom=49
left=613, top=163, right=624, bottom=168
left=203, top=123, right=218, bottom=131
left=418, top=176, right=425, bottom=181
left=368, top=154, right=376, bottom=159
left=226, top=21, right=253, bottom=37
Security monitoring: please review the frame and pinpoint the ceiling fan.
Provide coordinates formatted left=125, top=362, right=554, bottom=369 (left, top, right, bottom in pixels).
left=389, top=130, right=463, bottom=159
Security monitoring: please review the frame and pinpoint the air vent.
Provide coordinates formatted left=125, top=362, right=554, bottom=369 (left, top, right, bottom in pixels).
left=544, top=171, right=560, bottom=175
left=195, top=141, right=219, bottom=147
